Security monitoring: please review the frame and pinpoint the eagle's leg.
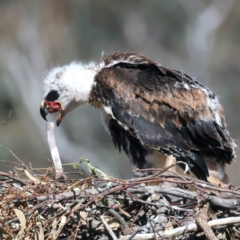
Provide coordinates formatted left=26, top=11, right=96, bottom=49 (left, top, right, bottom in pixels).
left=144, top=155, right=178, bottom=201
left=164, top=155, right=177, bottom=173
left=206, top=160, right=229, bottom=187
left=208, top=173, right=229, bottom=186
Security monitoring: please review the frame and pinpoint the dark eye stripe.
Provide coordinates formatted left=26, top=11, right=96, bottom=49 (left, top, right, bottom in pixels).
left=44, top=90, right=59, bottom=101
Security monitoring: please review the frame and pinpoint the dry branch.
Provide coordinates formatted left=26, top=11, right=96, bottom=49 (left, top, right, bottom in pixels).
left=119, top=217, right=240, bottom=240
left=100, top=215, right=118, bottom=240
left=195, top=203, right=217, bottom=240
left=0, top=111, right=12, bottom=125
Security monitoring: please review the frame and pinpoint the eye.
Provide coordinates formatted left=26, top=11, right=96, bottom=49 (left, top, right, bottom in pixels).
left=45, top=90, right=59, bottom=101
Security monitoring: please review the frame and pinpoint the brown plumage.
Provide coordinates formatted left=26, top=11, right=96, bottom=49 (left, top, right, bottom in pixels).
left=41, top=51, right=236, bottom=185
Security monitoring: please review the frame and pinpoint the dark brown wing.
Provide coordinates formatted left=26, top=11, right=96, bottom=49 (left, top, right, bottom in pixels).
left=93, top=61, right=235, bottom=180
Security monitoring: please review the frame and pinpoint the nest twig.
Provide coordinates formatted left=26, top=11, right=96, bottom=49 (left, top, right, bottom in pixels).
left=0, top=111, right=12, bottom=125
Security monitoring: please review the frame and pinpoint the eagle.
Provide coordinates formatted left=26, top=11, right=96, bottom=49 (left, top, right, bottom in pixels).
left=40, top=52, right=236, bottom=185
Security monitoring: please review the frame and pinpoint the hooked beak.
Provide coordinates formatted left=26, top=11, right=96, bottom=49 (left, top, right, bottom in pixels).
left=40, top=101, right=63, bottom=126
left=40, top=101, right=48, bottom=121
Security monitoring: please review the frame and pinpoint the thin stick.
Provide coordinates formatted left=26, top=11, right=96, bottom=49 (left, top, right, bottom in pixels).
left=46, top=122, right=65, bottom=180
left=127, top=228, right=142, bottom=240
left=100, top=215, right=118, bottom=240
left=0, top=171, right=27, bottom=185
left=0, top=160, right=25, bottom=167
left=0, top=145, right=25, bottom=166
left=44, top=156, right=54, bottom=166
left=119, top=216, right=240, bottom=240
left=0, top=111, right=12, bottom=125
left=108, top=208, right=129, bottom=232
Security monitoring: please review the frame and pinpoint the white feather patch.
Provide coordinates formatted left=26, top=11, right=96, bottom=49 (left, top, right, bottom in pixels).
left=43, top=61, right=98, bottom=115
left=102, top=105, right=115, bottom=119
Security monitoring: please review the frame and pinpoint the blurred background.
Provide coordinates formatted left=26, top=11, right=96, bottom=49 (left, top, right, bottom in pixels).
left=0, top=0, right=240, bottom=183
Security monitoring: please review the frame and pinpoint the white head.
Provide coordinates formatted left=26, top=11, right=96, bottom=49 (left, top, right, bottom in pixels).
left=40, top=61, right=97, bottom=126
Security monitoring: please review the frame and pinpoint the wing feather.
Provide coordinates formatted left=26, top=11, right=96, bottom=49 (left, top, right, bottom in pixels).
left=93, top=60, right=235, bottom=180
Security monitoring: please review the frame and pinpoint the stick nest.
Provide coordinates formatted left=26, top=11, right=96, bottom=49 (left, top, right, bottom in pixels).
left=1, top=161, right=240, bottom=240
left=1, top=121, right=240, bottom=240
